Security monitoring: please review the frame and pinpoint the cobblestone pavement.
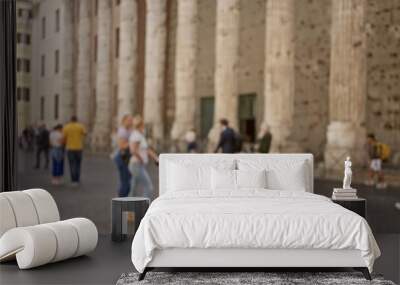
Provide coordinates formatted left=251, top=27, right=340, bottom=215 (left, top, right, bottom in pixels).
left=17, top=151, right=400, bottom=234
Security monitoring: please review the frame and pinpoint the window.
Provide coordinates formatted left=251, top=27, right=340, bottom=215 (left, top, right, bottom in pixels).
left=16, top=58, right=21, bottom=72
left=25, top=34, right=31, bottom=45
left=115, top=28, right=120, bottom=58
left=55, top=50, right=59, bottom=74
left=113, top=85, right=118, bottom=119
left=23, top=88, right=30, bottom=102
left=116, top=0, right=121, bottom=6
left=41, top=55, right=45, bottom=76
left=42, top=17, right=46, bottom=39
left=17, top=88, right=22, bottom=101
left=95, top=0, right=98, bottom=16
left=18, top=9, right=23, bottom=17
left=94, top=35, right=97, bottom=62
left=28, top=10, right=33, bottom=19
left=24, top=59, right=30, bottom=73
left=92, top=88, right=96, bottom=118
left=200, top=97, right=214, bottom=138
left=238, top=93, right=257, bottom=143
left=54, top=94, right=59, bottom=119
left=55, top=9, right=60, bottom=32
left=17, top=33, right=22, bottom=43
left=40, top=97, right=45, bottom=120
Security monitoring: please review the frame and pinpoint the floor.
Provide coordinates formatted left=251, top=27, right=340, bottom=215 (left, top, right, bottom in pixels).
left=1, top=234, right=399, bottom=285
left=0, top=235, right=133, bottom=285
left=16, top=151, right=400, bottom=234
left=1, top=151, right=398, bottom=284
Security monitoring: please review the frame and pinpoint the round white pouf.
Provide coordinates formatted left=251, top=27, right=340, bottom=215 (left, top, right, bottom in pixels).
left=0, top=226, right=57, bottom=269
left=66, top=218, right=98, bottom=257
left=0, top=196, right=17, bottom=237
left=0, top=218, right=98, bottom=269
left=23, top=189, right=60, bottom=223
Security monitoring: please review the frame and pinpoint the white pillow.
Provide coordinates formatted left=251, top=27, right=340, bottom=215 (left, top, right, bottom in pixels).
left=166, top=159, right=236, bottom=192
left=237, top=159, right=308, bottom=191
left=167, top=162, right=210, bottom=191
left=211, top=168, right=236, bottom=191
left=211, top=169, right=268, bottom=191
left=236, top=169, right=267, bottom=189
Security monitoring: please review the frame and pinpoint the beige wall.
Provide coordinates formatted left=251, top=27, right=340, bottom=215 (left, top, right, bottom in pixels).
left=238, top=0, right=265, bottom=128
left=366, top=0, right=400, bottom=154
left=194, top=0, right=216, bottom=132
left=293, top=0, right=331, bottom=157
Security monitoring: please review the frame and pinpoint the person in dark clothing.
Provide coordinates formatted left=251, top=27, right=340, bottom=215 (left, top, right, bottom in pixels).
left=258, top=124, right=272, bottom=153
left=35, top=124, right=50, bottom=169
left=214, top=119, right=236, bottom=153
left=27, top=126, right=35, bottom=152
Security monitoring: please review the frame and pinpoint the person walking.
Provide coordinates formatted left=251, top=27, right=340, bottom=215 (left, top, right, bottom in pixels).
left=366, top=133, right=387, bottom=189
left=114, top=115, right=133, bottom=197
left=62, top=116, right=86, bottom=186
left=185, top=129, right=198, bottom=153
left=34, top=123, right=50, bottom=169
left=50, top=124, right=64, bottom=185
left=214, top=118, right=236, bottom=153
left=257, top=124, right=272, bottom=153
left=128, top=115, right=158, bottom=200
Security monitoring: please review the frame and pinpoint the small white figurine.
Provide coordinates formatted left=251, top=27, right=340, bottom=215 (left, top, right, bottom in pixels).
left=343, top=156, right=352, bottom=189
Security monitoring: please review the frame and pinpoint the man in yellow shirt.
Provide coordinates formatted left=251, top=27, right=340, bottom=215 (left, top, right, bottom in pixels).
left=63, top=116, right=86, bottom=186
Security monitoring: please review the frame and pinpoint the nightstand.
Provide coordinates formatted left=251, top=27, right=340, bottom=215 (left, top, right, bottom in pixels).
left=111, top=197, right=150, bottom=242
left=332, top=198, right=366, bottom=218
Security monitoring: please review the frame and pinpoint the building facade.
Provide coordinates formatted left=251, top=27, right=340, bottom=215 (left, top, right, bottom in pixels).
left=16, top=0, right=33, bottom=133
left=30, top=0, right=75, bottom=129
left=25, top=0, right=400, bottom=169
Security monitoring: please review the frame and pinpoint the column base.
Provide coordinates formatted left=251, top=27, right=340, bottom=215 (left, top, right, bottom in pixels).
left=267, top=124, right=303, bottom=153
left=207, top=124, right=222, bottom=153
left=324, top=121, right=367, bottom=171
left=90, top=129, right=111, bottom=153
left=270, top=141, right=303, bottom=153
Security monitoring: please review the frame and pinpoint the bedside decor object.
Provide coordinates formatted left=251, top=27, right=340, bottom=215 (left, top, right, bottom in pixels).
left=332, top=157, right=358, bottom=200
left=343, top=157, right=352, bottom=189
left=0, top=189, right=98, bottom=269
left=112, top=197, right=150, bottom=242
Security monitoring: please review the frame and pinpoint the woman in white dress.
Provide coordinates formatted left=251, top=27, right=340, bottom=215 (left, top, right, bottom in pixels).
left=128, top=115, right=159, bottom=200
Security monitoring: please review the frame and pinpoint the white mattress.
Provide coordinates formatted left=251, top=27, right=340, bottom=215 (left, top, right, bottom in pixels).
left=131, top=190, right=380, bottom=273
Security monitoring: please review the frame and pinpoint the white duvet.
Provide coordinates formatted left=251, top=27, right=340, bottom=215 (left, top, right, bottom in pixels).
left=131, top=190, right=380, bottom=273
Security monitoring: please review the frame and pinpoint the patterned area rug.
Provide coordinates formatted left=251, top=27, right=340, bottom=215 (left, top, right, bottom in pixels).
left=116, top=272, right=396, bottom=285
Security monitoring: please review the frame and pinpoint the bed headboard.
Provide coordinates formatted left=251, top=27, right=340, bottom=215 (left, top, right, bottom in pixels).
left=159, top=153, right=314, bottom=196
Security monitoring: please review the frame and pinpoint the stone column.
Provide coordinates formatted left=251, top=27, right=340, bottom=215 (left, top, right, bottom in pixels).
left=262, top=0, right=300, bottom=153
left=91, top=0, right=112, bottom=151
left=208, top=0, right=240, bottom=147
left=61, top=0, right=74, bottom=123
left=143, top=0, right=167, bottom=144
left=324, top=0, right=367, bottom=170
left=76, top=0, right=91, bottom=127
left=117, top=0, right=138, bottom=121
left=170, top=0, right=198, bottom=144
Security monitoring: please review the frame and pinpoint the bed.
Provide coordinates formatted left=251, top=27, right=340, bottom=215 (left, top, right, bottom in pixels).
left=131, top=154, right=380, bottom=280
